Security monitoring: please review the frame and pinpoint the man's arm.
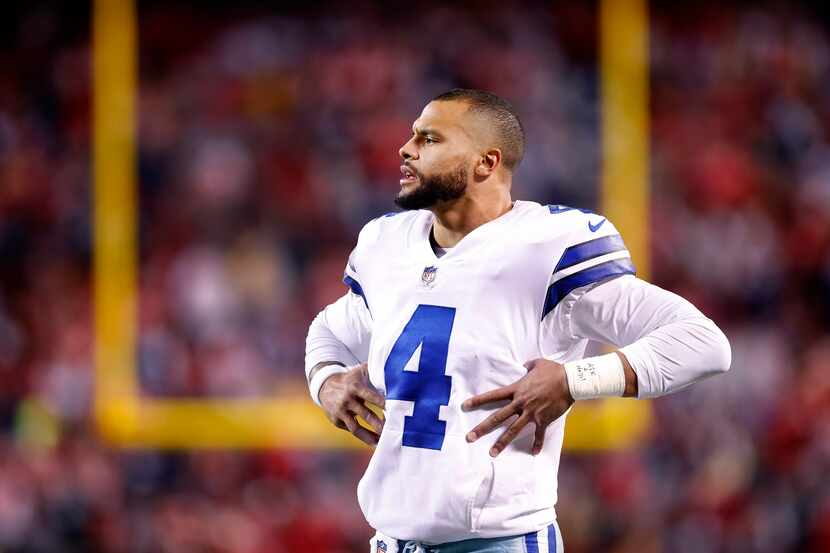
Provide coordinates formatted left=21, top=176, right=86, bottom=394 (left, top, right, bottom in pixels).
left=305, top=292, right=385, bottom=446
left=305, top=292, right=367, bottom=405
left=615, top=351, right=639, bottom=397
left=567, top=275, right=731, bottom=399
left=463, top=275, right=731, bottom=456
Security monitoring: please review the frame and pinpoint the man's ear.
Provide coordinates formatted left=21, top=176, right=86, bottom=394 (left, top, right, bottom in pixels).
left=475, top=150, right=502, bottom=177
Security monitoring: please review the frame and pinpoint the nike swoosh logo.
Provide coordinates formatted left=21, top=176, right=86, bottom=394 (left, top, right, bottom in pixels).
left=588, top=218, right=607, bottom=232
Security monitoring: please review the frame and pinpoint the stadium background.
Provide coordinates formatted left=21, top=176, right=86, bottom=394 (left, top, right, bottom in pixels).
left=2, top=0, right=830, bottom=551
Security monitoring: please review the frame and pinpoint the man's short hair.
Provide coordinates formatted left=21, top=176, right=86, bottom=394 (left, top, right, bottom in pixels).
left=431, top=88, right=525, bottom=171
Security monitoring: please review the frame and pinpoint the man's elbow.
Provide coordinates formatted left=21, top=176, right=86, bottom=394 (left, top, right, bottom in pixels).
left=707, top=322, right=732, bottom=375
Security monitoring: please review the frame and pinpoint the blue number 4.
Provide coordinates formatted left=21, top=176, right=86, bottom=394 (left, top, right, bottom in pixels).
left=384, top=305, right=456, bottom=450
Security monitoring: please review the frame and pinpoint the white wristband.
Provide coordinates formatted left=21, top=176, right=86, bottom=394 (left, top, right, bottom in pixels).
left=563, top=353, right=626, bottom=400
left=308, top=363, right=350, bottom=406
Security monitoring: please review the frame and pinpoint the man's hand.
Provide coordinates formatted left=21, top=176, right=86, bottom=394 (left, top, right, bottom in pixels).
left=319, top=363, right=386, bottom=446
left=462, top=358, right=574, bottom=457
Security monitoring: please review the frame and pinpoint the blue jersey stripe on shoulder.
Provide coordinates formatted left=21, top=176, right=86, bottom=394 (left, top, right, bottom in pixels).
left=555, top=234, right=627, bottom=272
left=542, top=258, right=636, bottom=319
left=524, top=530, right=539, bottom=553
left=343, top=275, right=370, bottom=312
left=547, top=204, right=594, bottom=215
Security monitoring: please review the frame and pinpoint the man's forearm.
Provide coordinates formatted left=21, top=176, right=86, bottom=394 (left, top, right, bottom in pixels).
left=305, top=309, right=358, bottom=406
left=306, top=361, right=350, bottom=407
left=305, top=293, right=375, bottom=406
left=564, top=276, right=731, bottom=400
left=561, top=350, right=638, bottom=400
left=617, top=351, right=639, bottom=397
left=619, top=315, right=731, bottom=398
left=305, top=308, right=361, bottom=381
left=307, top=361, right=346, bottom=384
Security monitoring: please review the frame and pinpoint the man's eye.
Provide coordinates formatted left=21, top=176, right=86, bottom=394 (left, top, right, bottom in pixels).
left=424, top=137, right=436, bottom=144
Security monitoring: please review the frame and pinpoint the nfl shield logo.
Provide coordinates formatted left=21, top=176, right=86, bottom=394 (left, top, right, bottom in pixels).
left=421, top=265, right=438, bottom=287
left=376, top=540, right=387, bottom=552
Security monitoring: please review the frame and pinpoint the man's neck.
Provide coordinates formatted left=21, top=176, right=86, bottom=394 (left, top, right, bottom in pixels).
left=430, top=191, right=513, bottom=248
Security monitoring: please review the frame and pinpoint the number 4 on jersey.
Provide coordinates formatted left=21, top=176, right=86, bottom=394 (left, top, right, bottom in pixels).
left=384, top=305, right=456, bottom=451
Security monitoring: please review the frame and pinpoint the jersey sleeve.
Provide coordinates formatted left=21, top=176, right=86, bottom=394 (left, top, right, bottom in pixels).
left=341, top=216, right=383, bottom=315
left=304, top=291, right=372, bottom=373
left=304, top=218, right=380, bottom=377
left=537, top=210, right=731, bottom=398
left=541, top=214, right=636, bottom=321
left=342, top=249, right=371, bottom=314
left=568, top=275, right=731, bottom=398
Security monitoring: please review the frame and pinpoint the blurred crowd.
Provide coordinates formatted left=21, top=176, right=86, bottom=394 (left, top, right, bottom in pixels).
left=1, top=1, right=829, bottom=552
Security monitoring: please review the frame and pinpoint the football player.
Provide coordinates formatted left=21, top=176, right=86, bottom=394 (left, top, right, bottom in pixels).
left=305, top=89, right=731, bottom=553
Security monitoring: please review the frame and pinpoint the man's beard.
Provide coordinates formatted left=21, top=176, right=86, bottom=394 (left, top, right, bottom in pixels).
left=394, top=165, right=468, bottom=210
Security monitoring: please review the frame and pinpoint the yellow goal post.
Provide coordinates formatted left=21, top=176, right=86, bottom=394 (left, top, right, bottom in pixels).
left=93, top=0, right=652, bottom=450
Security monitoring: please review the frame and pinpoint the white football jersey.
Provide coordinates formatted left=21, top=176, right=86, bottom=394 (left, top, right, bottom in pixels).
left=321, top=200, right=636, bottom=543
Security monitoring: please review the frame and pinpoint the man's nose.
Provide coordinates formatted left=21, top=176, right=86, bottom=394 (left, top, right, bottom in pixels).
left=399, top=138, right=417, bottom=160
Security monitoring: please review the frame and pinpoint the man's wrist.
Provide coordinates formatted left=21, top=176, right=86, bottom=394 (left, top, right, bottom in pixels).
left=563, top=352, right=626, bottom=400
left=308, top=362, right=349, bottom=406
